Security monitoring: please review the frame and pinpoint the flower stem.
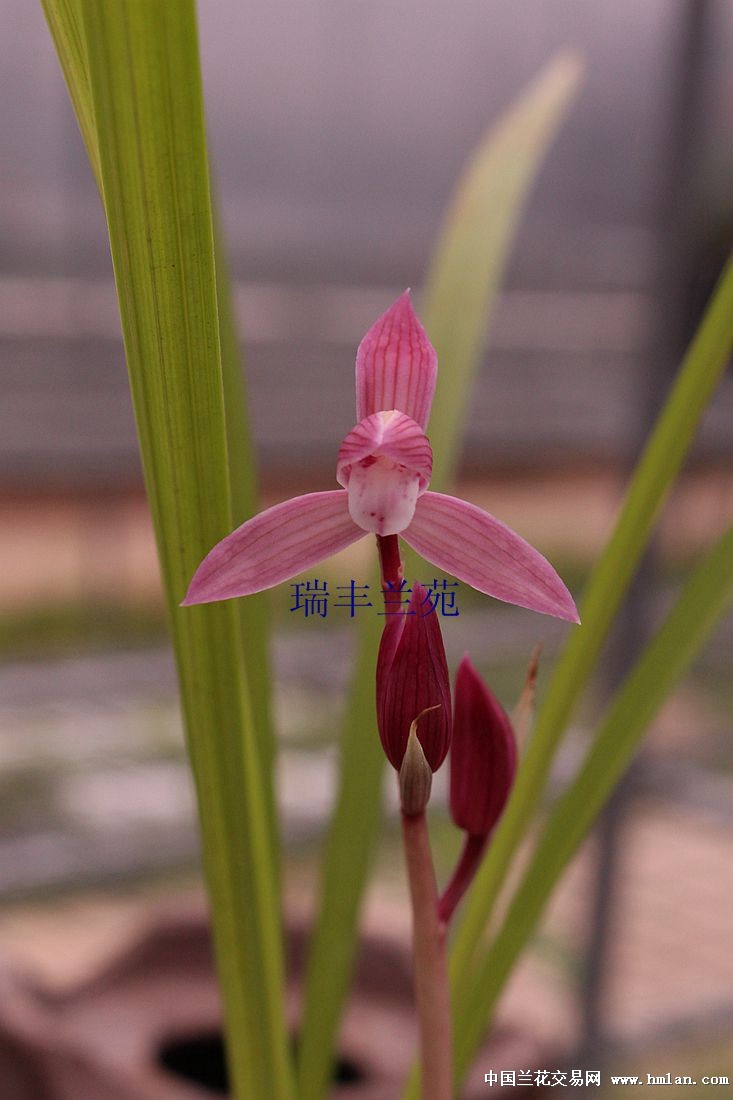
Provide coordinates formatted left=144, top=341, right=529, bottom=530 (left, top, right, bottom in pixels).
left=401, top=809, right=453, bottom=1100
left=437, top=833, right=488, bottom=925
left=377, top=533, right=403, bottom=590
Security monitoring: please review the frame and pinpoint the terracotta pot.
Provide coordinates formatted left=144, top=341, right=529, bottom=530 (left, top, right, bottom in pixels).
left=0, top=901, right=555, bottom=1098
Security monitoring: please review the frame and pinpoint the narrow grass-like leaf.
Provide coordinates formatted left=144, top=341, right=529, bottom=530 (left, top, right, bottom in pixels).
left=454, top=524, right=733, bottom=1081
left=401, top=52, right=583, bottom=590
left=299, top=56, right=582, bottom=1100
left=214, top=205, right=275, bottom=791
left=449, top=252, right=733, bottom=1014
left=424, top=52, right=583, bottom=488
left=41, top=0, right=99, bottom=185
left=71, top=4, right=293, bottom=1097
left=44, top=0, right=279, bottom=911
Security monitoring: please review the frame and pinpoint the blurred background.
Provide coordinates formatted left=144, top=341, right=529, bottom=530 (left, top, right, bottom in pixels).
left=1, top=0, right=732, bottom=1095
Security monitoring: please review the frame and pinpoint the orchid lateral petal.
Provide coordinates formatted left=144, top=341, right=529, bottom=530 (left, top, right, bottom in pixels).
left=403, top=492, right=580, bottom=623
left=336, top=410, right=433, bottom=490
left=182, top=491, right=363, bottom=604
left=355, top=291, right=437, bottom=431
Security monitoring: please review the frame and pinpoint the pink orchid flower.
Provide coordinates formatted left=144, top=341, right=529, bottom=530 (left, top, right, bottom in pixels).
left=183, top=292, right=579, bottom=623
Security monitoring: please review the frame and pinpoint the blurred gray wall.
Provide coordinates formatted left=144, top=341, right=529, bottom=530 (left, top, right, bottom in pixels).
left=1, top=1, right=731, bottom=486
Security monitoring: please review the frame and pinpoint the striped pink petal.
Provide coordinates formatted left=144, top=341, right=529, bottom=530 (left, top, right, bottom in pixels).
left=402, top=492, right=580, bottom=623
left=355, top=291, right=437, bottom=430
left=182, top=491, right=363, bottom=604
left=336, top=410, right=433, bottom=490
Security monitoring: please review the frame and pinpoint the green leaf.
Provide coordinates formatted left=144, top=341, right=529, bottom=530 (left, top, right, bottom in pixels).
left=55, top=3, right=293, bottom=1096
left=424, top=51, right=584, bottom=489
left=454, top=523, right=733, bottom=1080
left=448, top=250, right=733, bottom=1013
left=42, top=2, right=273, bottom=765
left=213, top=203, right=277, bottom=844
left=401, top=51, right=584, bottom=596
left=43, top=0, right=281, bottom=1026
left=297, top=54, right=583, bottom=1100
left=41, top=0, right=100, bottom=185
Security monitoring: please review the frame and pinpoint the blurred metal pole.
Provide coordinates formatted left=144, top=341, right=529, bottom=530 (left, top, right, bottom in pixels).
left=578, top=0, right=712, bottom=1065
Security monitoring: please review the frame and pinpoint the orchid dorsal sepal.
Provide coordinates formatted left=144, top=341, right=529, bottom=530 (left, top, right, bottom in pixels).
left=399, top=713, right=438, bottom=817
left=356, top=290, right=437, bottom=431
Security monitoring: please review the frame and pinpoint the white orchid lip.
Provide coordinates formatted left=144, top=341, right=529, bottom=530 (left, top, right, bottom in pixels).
left=346, top=455, right=421, bottom=535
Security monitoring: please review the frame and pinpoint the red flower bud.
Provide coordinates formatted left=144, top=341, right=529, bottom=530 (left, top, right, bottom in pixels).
left=450, top=655, right=517, bottom=836
left=376, top=583, right=451, bottom=771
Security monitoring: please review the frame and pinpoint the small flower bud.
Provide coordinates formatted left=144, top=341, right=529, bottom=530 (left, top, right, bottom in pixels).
left=450, top=655, right=517, bottom=836
left=376, top=583, right=451, bottom=771
left=399, top=719, right=435, bottom=815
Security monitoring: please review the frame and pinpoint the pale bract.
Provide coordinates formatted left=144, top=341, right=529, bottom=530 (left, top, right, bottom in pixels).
left=183, top=291, right=579, bottom=623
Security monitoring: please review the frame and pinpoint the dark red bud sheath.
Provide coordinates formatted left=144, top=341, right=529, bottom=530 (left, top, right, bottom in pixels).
left=450, top=654, right=517, bottom=836
left=376, top=583, right=451, bottom=771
